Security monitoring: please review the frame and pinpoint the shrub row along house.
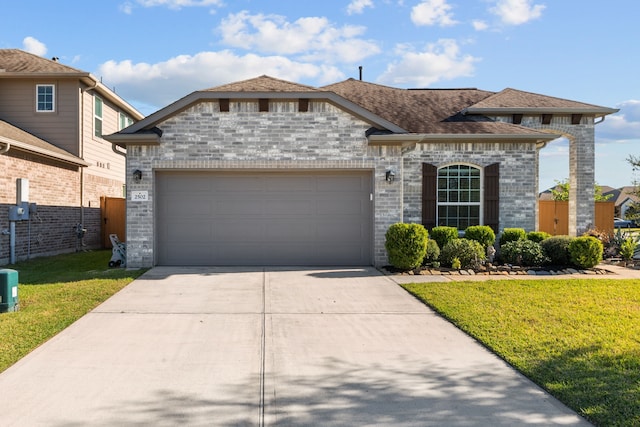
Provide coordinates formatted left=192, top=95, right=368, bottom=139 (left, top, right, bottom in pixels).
left=0, top=50, right=143, bottom=264
left=105, top=75, right=617, bottom=268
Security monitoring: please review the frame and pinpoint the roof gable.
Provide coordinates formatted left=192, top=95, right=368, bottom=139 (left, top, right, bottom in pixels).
left=203, top=75, right=319, bottom=93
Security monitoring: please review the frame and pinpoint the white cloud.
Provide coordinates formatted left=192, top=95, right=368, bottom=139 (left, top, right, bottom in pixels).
left=347, top=0, right=374, bottom=15
left=377, top=39, right=478, bottom=86
left=411, top=0, right=458, bottom=27
left=119, top=2, right=134, bottom=14
left=472, top=20, right=489, bottom=31
left=490, top=0, right=545, bottom=25
left=22, top=37, right=47, bottom=56
left=596, top=100, right=640, bottom=141
left=218, top=11, right=380, bottom=63
left=97, top=51, right=345, bottom=113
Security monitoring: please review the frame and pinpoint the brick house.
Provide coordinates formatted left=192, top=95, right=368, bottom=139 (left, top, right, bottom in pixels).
left=106, top=75, right=617, bottom=267
left=0, top=49, right=143, bottom=264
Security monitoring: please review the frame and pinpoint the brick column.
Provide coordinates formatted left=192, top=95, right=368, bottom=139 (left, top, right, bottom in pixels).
left=568, top=130, right=595, bottom=236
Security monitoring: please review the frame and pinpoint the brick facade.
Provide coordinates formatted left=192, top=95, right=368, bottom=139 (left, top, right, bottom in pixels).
left=402, top=141, right=539, bottom=232
left=0, top=151, right=121, bottom=264
left=120, top=86, right=606, bottom=268
left=125, top=101, right=403, bottom=267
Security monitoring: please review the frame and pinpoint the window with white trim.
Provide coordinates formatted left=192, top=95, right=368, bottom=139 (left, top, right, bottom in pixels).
left=119, top=112, right=133, bottom=130
left=94, top=96, right=103, bottom=138
left=36, top=84, right=55, bottom=112
left=437, top=164, right=482, bottom=229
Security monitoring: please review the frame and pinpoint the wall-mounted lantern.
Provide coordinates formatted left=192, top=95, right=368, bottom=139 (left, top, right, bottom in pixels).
left=133, top=169, right=142, bottom=182
left=385, top=169, right=396, bottom=183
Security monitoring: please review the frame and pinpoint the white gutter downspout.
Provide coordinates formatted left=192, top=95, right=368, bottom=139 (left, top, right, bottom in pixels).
left=0, top=141, right=9, bottom=154
left=78, top=81, right=97, bottom=237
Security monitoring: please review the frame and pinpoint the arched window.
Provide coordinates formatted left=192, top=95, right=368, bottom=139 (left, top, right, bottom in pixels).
left=437, top=164, right=481, bottom=229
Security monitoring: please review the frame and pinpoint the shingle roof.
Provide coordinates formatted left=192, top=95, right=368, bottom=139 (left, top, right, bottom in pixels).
left=466, top=88, right=617, bottom=115
left=203, top=75, right=319, bottom=93
left=0, top=49, right=86, bottom=75
left=0, top=119, right=87, bottom=166
left=323, top=78, right=548, bottom=135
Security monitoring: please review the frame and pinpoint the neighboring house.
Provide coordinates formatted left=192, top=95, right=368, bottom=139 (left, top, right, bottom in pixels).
left=0, top=49, right=143, bottom=264
left=106, top=75, right=617, bottom=268
left=602, top=186, right=640, bottom=218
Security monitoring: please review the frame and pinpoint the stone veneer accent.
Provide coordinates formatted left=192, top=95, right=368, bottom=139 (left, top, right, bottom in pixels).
left=403, top=141, right=538, bottom=231
left=496, top=115, right=597, bottom=235
left=125, top=101, right=403, bottom=268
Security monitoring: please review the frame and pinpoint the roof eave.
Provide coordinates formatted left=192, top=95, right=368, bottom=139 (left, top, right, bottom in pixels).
left=0, top=136, right=89, bottom=167
left=367, top=133, right=560, bottom=145
left=463, top=107, right=620, bottom=117
left=103, top=132, right=161, bottom=147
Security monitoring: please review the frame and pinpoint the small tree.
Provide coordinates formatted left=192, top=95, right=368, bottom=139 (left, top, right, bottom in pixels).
left=551, top=178, right=612, bottom=202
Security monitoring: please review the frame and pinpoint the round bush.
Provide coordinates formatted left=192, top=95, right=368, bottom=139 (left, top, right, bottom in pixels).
left=385, top=223, right=428, bottom=270
left=500, top=239, right=547, bottom=267
left=540, top=235, right=574, bottom=266
left=526, top=231, right=551, bottom=243
left=569, top=236, right=603, bottom=269
left=499, top=228, right=526, bottom=246
left=422, top=239, right=440, bottom=266
left=440, top=238, right=486, bottom=269
left=430, top=226, right=458, bottom=251
left=464, top=225, right=496, bottom=248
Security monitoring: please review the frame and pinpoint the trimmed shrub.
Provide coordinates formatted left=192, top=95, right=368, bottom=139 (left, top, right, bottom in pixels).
left=440, top=238, right=486, bottom=269
left=620, top=237, right=637, bottom=261
left=430, top=226, right=458, bottom=252
left=526, top=231, right=551, bottom=243
left=569, top=236, right=603, bottom=269
left=385, top=223, right=429, bottom=270
left=464, top=225, right=496, bottom=249
left=422, top=239, right=440, bottom=266
left=500, top=239, right=547, bottom=267
left=541, top=235, right=574, bottom=266
left=499, top=228, right=526, bottom=246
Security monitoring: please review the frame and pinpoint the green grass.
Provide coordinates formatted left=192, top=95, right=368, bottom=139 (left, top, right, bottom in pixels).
left=402, top=279, right=640, bottom=427
left=0, top=250, right=146, bottom=373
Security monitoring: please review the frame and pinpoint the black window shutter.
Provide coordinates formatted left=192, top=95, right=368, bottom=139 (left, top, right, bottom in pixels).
left=422, top=163, right=437, bottom=229
left=484, top=163, right=500, bottom=233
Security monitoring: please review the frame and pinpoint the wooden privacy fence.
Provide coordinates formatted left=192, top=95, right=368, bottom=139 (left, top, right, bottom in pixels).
left=100, top=197, right=126, bottom=248
left=538, top=201, right=614, bottom=235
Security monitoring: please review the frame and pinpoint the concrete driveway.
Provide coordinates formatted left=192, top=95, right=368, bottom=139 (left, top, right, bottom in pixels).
left=0, top=267, right=590, bottom=426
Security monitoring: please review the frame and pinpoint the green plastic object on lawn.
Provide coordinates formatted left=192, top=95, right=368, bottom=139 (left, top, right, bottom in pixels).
left=0, top=268, right=19, bottom=313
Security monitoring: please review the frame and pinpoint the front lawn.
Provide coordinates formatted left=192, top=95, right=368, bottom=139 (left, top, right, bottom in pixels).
left=402, top=279, right=640, bottom=427
left=0, top=250, right=145, bottom=373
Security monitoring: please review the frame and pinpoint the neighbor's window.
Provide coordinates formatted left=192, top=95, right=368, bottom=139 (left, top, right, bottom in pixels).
left=36, top=84, right=55, bottom=112
left=94, top=96, right=103, bottom=138
left=437, top=164, right=481, bottom=229
left=119, top=112, right=133, bottom=130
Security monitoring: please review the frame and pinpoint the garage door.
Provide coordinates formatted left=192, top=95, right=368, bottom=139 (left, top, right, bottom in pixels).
left=156, top=171, right=373, bottom=266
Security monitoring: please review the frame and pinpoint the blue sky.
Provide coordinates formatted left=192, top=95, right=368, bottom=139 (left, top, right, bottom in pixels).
left=2, top=0, right=639, bottom=191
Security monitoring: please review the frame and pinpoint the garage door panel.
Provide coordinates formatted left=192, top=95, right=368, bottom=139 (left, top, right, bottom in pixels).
left=317, top=199, right=365, bottom=215
left=216, top=176, right=266, bottom=192
left=213, top=220, right=265, bottom=241
left=217, top=198, right=265, bottom=215
left=317, top=175, right=366, bottom=192
left=265, top=176, right=315, bottom=192
left=156, top=171, right=372, bottom=266
left=263, top=199, right=314, bottom=215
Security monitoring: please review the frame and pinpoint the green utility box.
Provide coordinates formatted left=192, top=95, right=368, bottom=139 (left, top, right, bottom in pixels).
left=0, top=269, right=19, bottom=313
